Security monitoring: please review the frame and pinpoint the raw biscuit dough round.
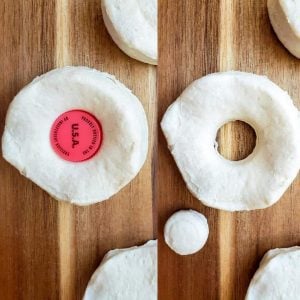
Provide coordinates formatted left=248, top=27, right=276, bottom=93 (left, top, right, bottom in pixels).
left=161, top=71, right=300, bottom=211
left=83, top=240, right=157, bottom=300
left=164, top=210, right=209, bottom=255
left=268, top=0, right=300, bottom=58
left=2, top=67, right=148, bottom=205
left=101, top=0, right=157, bottom=65
left=246, top=246, right=300, bottom=300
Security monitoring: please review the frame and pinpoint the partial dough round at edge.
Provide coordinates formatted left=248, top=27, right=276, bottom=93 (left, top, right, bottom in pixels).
left=268, top=0, right=300, bottom=58
left=246, top=247, right=300, bottom=300
left=101, top=0, right=157, bottom=65
left=83, top=240, right=157, bottom=300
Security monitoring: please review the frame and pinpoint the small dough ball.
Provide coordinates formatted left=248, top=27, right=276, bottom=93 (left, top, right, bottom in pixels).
left=164, top=210, right=209, bottom=255
left=101, top=0, right=157, bottom=65
left=2, top=67, right=148, bottom=205
left=83, top=240, right=157, bottom=300
left=268, top=0, right=300, bottom=58
left=246, top=246, right=300, bottom=300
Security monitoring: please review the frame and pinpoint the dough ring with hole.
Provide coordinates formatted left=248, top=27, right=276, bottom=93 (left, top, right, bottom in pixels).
left=101, top=0, right=157, bottom=65
left=83, top=240, right=157, bottom=300
left=161, top=71, right=300, bottom=211
left=2, top=67, right=148, bottom=205
left=268, top=0, right=300, bottom=58
left=246, top=246, right=300, bottom=299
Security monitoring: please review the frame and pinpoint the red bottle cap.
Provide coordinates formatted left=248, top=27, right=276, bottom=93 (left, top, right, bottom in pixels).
left=50, top=110, right=103, bottom=162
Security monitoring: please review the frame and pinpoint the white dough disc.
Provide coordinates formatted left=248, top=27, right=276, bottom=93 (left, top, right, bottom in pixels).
left=101, top=0, right=157, bottom=65
left=246, top=246, right=300, bottom=300
left=2, top=67, right=148, bottom=205
left=161, top=71, right=300, bottom=211
left=164, top=210, right=209, bottom=255
left=83, top=240, right=157, bottom=300
left=268, top=0, right=300, bottom=58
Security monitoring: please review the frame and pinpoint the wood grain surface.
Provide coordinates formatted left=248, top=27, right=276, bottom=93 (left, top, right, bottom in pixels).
left=1, top=0, right=300, bottom=299
left=0, top=1, right=156, bottom=299
left=158, top=0, right=300, bottom=299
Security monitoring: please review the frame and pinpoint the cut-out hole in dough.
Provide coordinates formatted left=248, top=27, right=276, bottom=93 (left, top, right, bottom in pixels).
left=216, top=120, right=257, bottom=161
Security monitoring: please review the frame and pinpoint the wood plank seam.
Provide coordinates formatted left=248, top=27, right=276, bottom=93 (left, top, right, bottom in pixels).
left=218, top=0, right=236, bottom=299
left=56, top=0, right=70, bottom=67
left=148, top=66, right=158, bottom=237
left=55, top=0, right=74, bottom=299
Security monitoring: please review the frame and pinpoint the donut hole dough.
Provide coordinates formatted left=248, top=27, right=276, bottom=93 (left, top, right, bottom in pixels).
left=268, top=0, right=300, bottom=58
left=161, top=71, right=300, bottom=211
left=101, top=0, right=157, bottom=65
left=216, top=120, right=257, bottom=161
left=246, top=247, right=300, bottom=299
left=83, top=240, right=157, bottom=300
left=2, top=67, right=148, bottom=205
left=164, top=210, right=209, bottom=255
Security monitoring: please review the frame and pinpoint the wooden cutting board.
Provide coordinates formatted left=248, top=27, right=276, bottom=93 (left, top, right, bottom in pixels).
left=1, top=1, right=300, bottom=300
left=158, top=0, right=300, bottom=299
left=0, top=1, right=156, bottom=299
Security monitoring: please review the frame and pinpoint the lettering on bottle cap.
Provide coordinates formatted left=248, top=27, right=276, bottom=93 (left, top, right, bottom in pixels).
left=50, top=110, right=103, bottom=162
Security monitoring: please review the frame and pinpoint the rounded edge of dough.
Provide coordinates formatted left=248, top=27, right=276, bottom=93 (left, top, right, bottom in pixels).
left=268, top=0, right=300, bottom=58
left=245, top=246, right=300, bottom=300
left=83, top=240, right=157, bottom=300
left=101, top=0, right=158, bottom=65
